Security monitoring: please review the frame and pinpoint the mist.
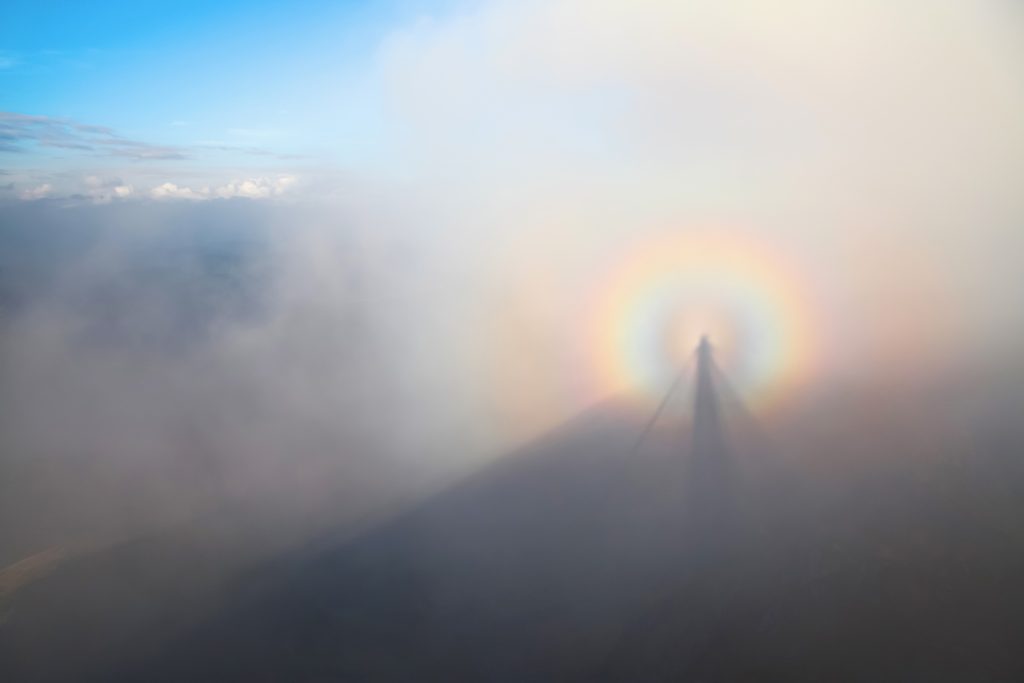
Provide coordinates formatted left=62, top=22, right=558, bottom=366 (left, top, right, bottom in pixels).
left=3, top=0, right=1024, bottom=680
left=0, top=195, right=521, bottom=566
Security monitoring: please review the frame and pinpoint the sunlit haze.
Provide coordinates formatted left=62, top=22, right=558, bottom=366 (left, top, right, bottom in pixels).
left=3, top=2, right=1024, bottom=681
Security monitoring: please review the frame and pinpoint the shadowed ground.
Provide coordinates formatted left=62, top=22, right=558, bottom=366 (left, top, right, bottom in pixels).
left=3, top=350, right=1024, bottom=681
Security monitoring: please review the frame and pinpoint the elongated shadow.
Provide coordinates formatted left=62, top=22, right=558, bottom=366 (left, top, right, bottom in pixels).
left=681, top=337, right=736, bottom=549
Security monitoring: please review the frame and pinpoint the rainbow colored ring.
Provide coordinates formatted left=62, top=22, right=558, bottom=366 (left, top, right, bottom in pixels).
left=587, top=231, right=818, bottom=412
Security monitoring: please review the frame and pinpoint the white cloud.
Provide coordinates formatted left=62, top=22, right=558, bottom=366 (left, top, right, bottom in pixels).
left=149, top=175, right=298, bottom=201
left=19, top=183, right=52, bottom=200
left=7, top=173, right=300, bottom=203
left=82, top=176, right=135, bottom=203
left=149, top=182, right=206, bottom=200
left=213, top=175, right=297, bottom=199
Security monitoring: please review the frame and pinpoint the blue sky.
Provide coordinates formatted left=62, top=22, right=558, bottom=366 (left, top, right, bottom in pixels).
left=2, top=0, right=1022, bottom=210
left=0, top=0, right=459, bottom=193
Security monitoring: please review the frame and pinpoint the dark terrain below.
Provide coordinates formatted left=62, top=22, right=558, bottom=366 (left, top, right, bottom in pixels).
left=3, top=378, right=1024, bottom=682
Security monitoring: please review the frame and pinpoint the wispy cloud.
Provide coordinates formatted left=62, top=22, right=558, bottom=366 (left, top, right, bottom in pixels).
left=0, top=112, right=301, bottom=163
left=0, top=112, right=190, bottom=161
left=196, top=142, right=307, bottom=161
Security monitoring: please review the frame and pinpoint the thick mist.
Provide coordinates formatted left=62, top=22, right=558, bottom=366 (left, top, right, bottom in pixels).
left=372, top=0, right=1024, bottom=382
left=3, top=2, right=1024, bottom=679
left=0, top=197, right=524, bottom=567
